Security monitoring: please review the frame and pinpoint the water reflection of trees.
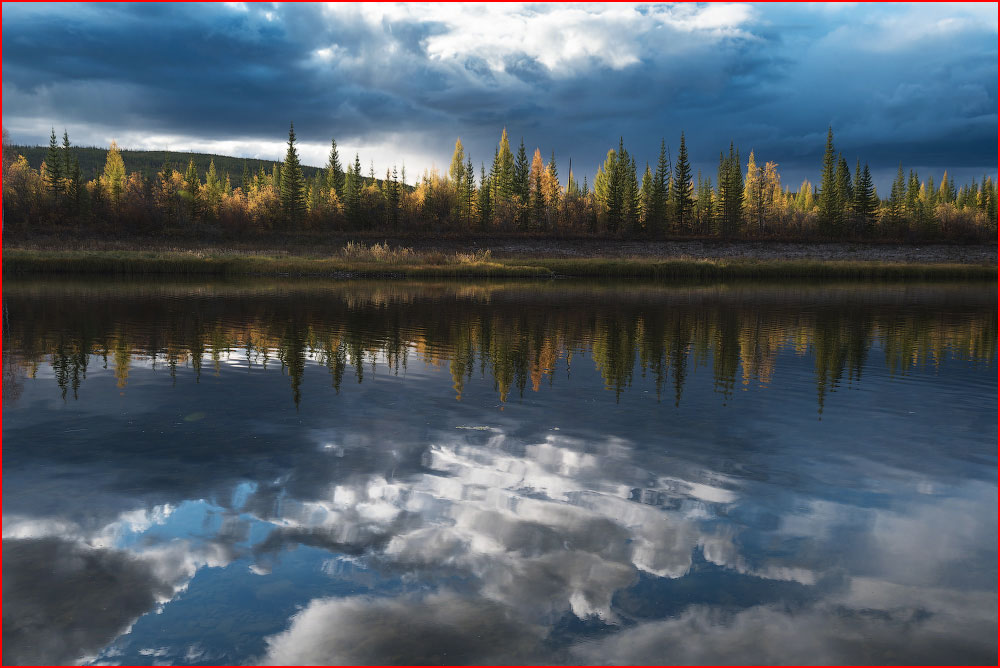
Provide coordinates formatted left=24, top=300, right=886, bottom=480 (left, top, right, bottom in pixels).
left=3, top=281, right=995, bottom=411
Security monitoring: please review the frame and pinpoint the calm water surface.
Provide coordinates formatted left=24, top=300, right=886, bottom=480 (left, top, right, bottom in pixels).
left=2, top=278, right=996, bottom=665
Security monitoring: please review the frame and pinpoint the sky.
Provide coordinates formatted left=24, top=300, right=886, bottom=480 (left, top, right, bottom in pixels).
left=2, top=2, right=997, bottom=189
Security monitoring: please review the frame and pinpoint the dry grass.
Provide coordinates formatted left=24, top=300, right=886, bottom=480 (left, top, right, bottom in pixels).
left=2, top=248, right=994, bottom=281
left=340, top=241, right=415, bottom=263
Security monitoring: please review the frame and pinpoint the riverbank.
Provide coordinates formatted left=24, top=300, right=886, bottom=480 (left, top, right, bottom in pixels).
left=2, top=245, right=995, bottom=280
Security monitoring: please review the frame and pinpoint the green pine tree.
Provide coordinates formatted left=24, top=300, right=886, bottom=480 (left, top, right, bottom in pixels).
left=834, top=155, right=853, bottom=226
left=45, top=128, right=63, bottom=196
left=61, top=130, right=72, bottom=189
left=280, top=122, right=307, bottom=224
left=477, top=163, right=492, bottom=231
left=716, top=142, right=743, bottom=238
left=532, top=168, right=545, bottom=229
left=818, top=127, right=839, bottom=235
left=514, top=138, right=530, bottom=229
left=327, top=138, right=344, bottom=195
left=648, top=140, right=669, bottom=237
left=671, top=132, right=693, bottom=232
left=464, top=155, right=475, bottom=228
left=854, top=162, right=876, bottom=231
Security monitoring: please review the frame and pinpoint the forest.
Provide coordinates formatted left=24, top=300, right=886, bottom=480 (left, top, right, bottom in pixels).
left=2, top=124, right=996, bottom=242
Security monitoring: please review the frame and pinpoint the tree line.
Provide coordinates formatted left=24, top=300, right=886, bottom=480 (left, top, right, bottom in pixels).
left=3, top=123, right=995, bottom=241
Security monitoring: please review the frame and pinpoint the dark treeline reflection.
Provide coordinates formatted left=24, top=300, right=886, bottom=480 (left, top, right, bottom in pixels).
left=3, top=279, right=995, bottom=411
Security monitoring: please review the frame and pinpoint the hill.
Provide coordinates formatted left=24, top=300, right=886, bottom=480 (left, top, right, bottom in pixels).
left=8, top=144, right=328, bottom=185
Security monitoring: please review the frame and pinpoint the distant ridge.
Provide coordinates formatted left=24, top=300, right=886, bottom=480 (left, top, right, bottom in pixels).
left=9, top=144, right=326, bottom=184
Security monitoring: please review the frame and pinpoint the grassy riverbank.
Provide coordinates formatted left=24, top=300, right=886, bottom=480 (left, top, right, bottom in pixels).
left=3, top=245, right=995, bottom=280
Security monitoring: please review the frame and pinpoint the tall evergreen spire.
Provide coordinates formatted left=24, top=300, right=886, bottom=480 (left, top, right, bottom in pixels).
left=280, top=122, right=306, bottom=223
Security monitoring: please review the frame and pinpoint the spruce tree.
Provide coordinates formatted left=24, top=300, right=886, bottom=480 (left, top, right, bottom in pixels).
left=548, top=151, right=559, bottom=186
left=854, top=163, right=876, bottom=231
left=477, top=163, right=492, bottom=231
left=834, top=155, right=853, bottom=227
left=184, top=159, right=200, bottom=198
left=61, top=130, right=72, bottom=188
left=603, top=140, right=626, bottom=233
left=327, top=138, right=344, bottom=195
left=532, top=168, right=545, bottom=229
left=387, top=165, right=401, bottom=229
left=68, top=157, right=82, bottom=213
left=648, top=139, right=669, bottom=236
left=906, top=170, right=922, bottom=224
left=886, top=163, right=905, bottom=227
left=45, top=128, right=63, bottom=196
left=625, top=155, right=640, bottom=234
left=671, top=132, right=693, bottom=232
left=818, top=126, right=839, bottom=235
left=640, top=163, right=653, bottom=230
left=716, top=142, right=743, bottom=238
left=514, top=138, right=530, bottom=228
left=345, top=154, right=363, bottom=228
left=464, top=155, right=475, bottom=227
left=280, top=122, right=306, bottom=224
left=495, top=129, right=515, bottom=201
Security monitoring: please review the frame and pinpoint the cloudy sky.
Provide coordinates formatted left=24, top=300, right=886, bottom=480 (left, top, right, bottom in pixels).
left=2, top=2, right=996, bottom=188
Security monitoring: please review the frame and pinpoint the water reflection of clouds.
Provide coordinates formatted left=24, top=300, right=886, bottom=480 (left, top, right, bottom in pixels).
left=247, top=426, right=994, bottom=664
left=2, top=331, right=996, bottom=665
left=2, top=536, right=234, bottom=666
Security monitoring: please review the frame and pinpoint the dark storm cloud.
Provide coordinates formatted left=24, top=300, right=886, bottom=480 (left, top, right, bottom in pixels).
left=2, top=3, right=995, bottom=187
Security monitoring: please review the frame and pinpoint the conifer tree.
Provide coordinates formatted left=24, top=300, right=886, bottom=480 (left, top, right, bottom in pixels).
left=280, top=122, right=306, bottom=224
left=548, top=151, right=559, bottom=186
left=818, top=127, right=839, bottom=234
left=477, top=163, right=492, bottom=231
left=695, top=171, right=714, bottom=233
left=640, top=163, right=653, bottom=230
left=648, top=139, right=669, bottom=236
left=671, top=132, right=693, bottom=232
left=906, top=169, right=922, bottom=223
left=387, top=165, right=401, bottom=229
left=834, top=155, right=853, bottom=225
left=103, top=140, right=126, bottom=212
left=716, top=142, right=743, bottom=238
left=449, top=137, right=466, bottom=185
left=61, top=130, right=72, bottom=188
left=532, top=168, right=545, bottom=229
left=345, top=154, right=363, bottom=228
left=886, top=163, right=905, bottom=227
left=158, top=157, right=175, bottom=216
left=624, top=155, right=640, bottom=235
left=67, top=157, right=82, bottom=213
left=184, top=159, right=200, bottom=199
left=241, top=161, right=251, bottom=190
left=494, top=129, right=515, bottom=201
left=853, top=162, right=876, bottom=230
left=464, top=155, right=475, bottom=227
left=601, top=141, right=626, bottom=233
left=327, top=138, right=344, bottom=195
left=45, top=128, right=63, bottom=196
left=514, top=138, right=530, bottom=228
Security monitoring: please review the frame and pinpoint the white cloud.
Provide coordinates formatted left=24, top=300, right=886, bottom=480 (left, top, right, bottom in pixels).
left=319, top=3, right=757, bottom=76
